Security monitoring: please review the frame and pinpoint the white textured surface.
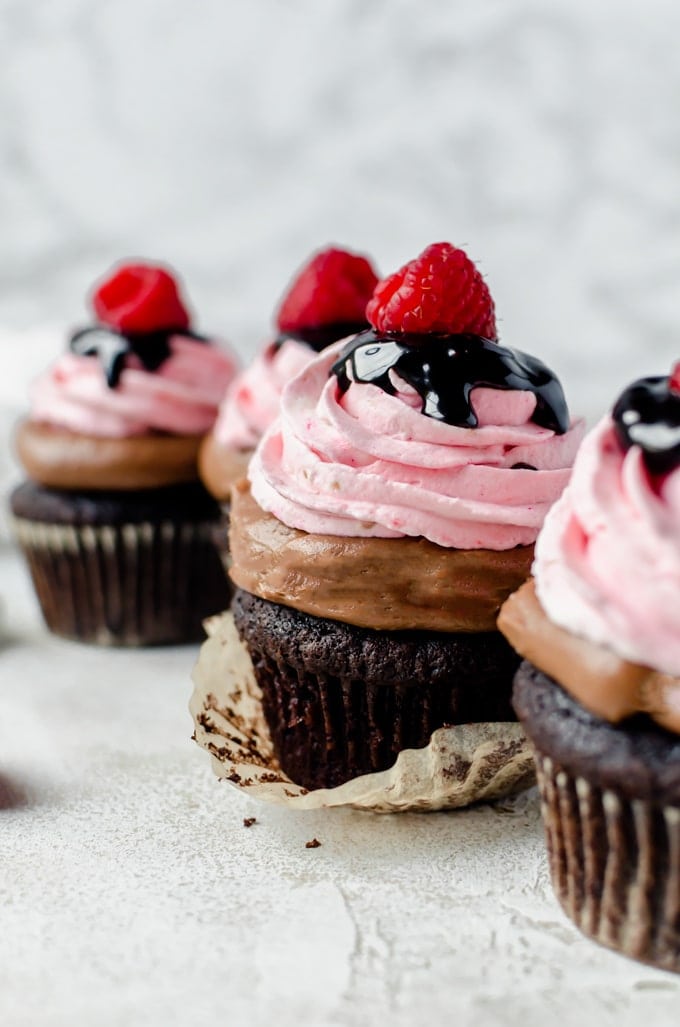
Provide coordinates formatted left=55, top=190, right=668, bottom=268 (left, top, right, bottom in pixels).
left=1, top=547, right=679, bottom=1027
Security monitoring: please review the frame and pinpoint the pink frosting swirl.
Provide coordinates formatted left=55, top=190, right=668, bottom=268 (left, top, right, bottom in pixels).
left=249, top=342, right=585, bottom=550
left=30, top=336, right=239, bottom=437
left=535, top=416, right=680, bottom=676
left=212, top=338, right=315, bottom=450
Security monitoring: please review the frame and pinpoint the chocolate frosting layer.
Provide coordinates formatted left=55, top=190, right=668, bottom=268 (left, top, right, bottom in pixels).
left=499, top=580, right=680, bottom=735
left=229, top=483, right=533, bottom=632
left=16, top=419, right=203, bottom=491
left=198, top=434, right=251, bottom=502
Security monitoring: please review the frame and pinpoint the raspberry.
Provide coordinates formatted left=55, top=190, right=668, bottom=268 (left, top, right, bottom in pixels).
left=92, top=262, right=191, bottom=335
left=669, top=361, right=680, bottom=395
left=366, top=242, right=496, bottom=337
left=276, top=247, right=379, bottom=332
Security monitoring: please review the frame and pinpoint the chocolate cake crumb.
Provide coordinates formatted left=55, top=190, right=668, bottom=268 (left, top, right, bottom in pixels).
left=243, top=817, right=257, bottom=828
left=305, top=838, right=321, bottom=849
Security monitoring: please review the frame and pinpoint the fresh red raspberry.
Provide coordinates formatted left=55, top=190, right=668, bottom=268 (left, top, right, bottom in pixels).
left=276, top=247, right=379, bottom=332
left=366, top=242, right=496, bottom=337
left=92, top=262, right=192, bottom=335
left=669, top=361, right=680, bottom=394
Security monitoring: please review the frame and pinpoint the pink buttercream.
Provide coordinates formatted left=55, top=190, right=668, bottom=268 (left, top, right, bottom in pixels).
left=535, top=416, right=680, bottom=676
left=30, top=336, right=239, bottom=437
left=212, top=338, right=315, bottom=451
left=249, top=342, right=585, bottom=550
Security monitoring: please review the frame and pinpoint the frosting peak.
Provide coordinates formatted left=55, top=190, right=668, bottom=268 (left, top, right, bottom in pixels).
left=211, top=338, right=318, bottom=452
left=249, top=341, right=584, bottom=550
left=534, top=414, right=680, bottom=677
left=30, top=336, right=239, bottom=438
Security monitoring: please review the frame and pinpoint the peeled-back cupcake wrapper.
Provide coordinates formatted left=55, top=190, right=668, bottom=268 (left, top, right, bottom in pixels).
left=535, top=752, right=680, bottom=974
left=13, top=517, right=228, bottom=646
left=189, top=611, right=536, bottom=813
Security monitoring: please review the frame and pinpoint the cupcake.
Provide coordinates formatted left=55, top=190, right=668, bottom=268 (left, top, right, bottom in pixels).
left=198, top=246, right=379, bottom=508
left=228, top=242, right=584, bottom=790
left=11, top=261, right=239, bottom=646
left=499, top=365, right=680, bottom=971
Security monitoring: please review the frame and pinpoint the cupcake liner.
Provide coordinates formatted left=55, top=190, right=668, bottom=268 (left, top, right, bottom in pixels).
left=535, top=751, right=680, bottom=973
left=247, top=645, right=510, bottom=792
left=232, top=587, right=520, bottom=791
left=189, top=611, right=536, bottom=813
left=13, top=515, right=228, bottom=646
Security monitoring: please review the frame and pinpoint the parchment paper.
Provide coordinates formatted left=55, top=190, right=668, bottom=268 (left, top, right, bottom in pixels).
left=190, top=611, right=536, bottom=813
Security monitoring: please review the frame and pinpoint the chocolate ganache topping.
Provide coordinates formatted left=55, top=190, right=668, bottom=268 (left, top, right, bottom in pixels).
left=274, top=322, right=369, bottom=354
left=331, top=330, right=570, bottom=433
left=70, top=326, right=207, bottom=389
left=613, top=372, right=680, bottom=475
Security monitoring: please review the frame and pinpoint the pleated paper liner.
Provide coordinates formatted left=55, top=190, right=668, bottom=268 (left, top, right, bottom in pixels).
left=13, top=516, right=229, bottom=646
left=535, top=752, right=680, bottom=973
left=190, top=611, right=536, bottom=813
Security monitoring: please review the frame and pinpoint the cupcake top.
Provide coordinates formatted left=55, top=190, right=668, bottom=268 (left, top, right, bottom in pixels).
left=29, top=262, right=238, bottom=438
left=248, top=242, right=585, bottom=551
left=500, top=365, right=680, bottom=735
left=210, top=247, right=379, bottom=453
left=17, top=262, right=239, bottom=491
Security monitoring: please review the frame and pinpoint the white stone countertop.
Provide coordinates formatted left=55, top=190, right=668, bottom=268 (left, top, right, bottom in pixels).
left=0, top=545, right=678, bottom=1027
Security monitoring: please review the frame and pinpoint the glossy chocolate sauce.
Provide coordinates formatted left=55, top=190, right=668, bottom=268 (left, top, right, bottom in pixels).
left=274, top=321, right=368, bottom=354
left=69, top=326, right=206, bottom=388
left=331, top=330, right=569, bottom=433
left=613, top=375, right=680, bottom=474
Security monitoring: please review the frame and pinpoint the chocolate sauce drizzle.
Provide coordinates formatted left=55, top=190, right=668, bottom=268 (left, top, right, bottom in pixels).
left=331, top=330, right=569, bottom=434
left=275, top=321, right=369, bottom=354
left=613, top=375, right=680, bottom=474
left=69, top=326, right=206, bottom=388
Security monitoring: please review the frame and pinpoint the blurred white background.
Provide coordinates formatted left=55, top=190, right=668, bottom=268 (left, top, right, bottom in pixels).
left=1, top=0, right=679, bottom=507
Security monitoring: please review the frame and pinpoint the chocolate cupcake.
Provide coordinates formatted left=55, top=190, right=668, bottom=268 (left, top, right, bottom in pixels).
left=198, top=246, right=378, bottom=562
left=499, top=365, right=680, bottom=972
left=11, top=261, right=239, bottom=645
left=229, top=242, right=584, bottom=790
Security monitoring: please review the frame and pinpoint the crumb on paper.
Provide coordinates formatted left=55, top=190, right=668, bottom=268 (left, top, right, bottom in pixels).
left=243, top=817, right=257, bottom=828
left=305, top=838, right=321, bottom=849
